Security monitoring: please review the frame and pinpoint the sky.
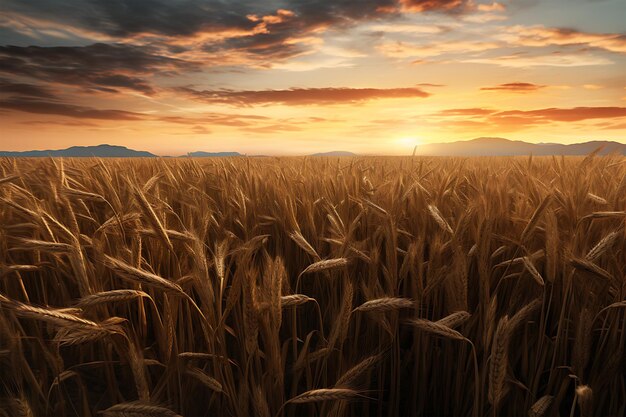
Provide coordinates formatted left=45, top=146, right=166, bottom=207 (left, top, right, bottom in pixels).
left=0, top=0, right=625, bottom=155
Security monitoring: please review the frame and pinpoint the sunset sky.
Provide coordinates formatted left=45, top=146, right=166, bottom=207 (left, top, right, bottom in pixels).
left=1, top=0, right=625, bottom=155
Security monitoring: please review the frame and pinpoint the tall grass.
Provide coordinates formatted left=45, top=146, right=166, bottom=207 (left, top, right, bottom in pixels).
left=0, top=155, right=624, bottom=416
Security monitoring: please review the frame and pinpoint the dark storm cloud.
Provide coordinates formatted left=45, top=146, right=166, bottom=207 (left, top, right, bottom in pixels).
left=1, top=1, right=473, bottom=43
left=0, top=43, right=198, bottom=94
left=177, top=86, right=430, bottom=106
left=0, top=98, right=146, bottom=120
left=0, top=0, right=472, bottom=121
left=0, top=78, right=56, bottom=98
left=0, top=92, right=281, bottom=128
left=206, top=32, right=312, bottom=64
left=1, top=0, right=253, bottom=38
left=0, top=1, right=423, bottom=85
left=0, top=1, right=489, bottom=83
left=0, top=43, right=190, bottom=72
left=202, top=1, right=403, bottom=63
left=1, top=1, right=406, bottom=37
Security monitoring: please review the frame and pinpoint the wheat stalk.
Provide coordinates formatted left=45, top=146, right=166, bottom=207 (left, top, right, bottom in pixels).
left=301, top=258, right=350, bottom=275
left=99, top=401, right=181, bottom=417
left=520, top=194, right=552, bottom=242
left=576, top=385, right=593, bottom=417
left=76, top=289, right=151, bottom=308
left=132, top=186, right=174, bottom=252
left=292, top=347, right=332, bottom=371
left=528, top=395, right=553, bottom=417
left=586, top=193, right=607, bottom=205
left=488, top=316, right=510, bottom=408
left=287, top=388, right=358, bottom=404
left=54, top=317, right=124, bottom=345
left=428, top=205, right=453, bottom=234
left=281, top=294, right=314, bottom=307
left=335, top=354, right=382, bottom=387
left=407, top=318, right=465, bottom=341
left=0, top=174, right=20, bottom=186
left=509, top=299, right=542, bottom=331
left=242, top=271, right=259, bottom=356
left=352, top=297, right=413, bottom=313
left=6, top=299, right=100, bottom=329
left=103, top=255, right=185, bottom=295
left=12, top=238, right=73, bottom=253
left=289, top=231, right=321, bottom=260
left=436, top=311, right=471, bottom=329
left=581, top=211, right=626, bottom=221
left=269, top=256, right=285, bottom=328
left=522, top=256, right=545, bottom=286
left=186, top=367, right=223, bottom=393
left=570, top=257, right=612, bottom=281
left=586, top=230, right=620, bottom=261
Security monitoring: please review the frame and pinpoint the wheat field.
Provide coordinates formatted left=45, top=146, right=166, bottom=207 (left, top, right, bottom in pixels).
left=0, top=155, right=624, bottom=417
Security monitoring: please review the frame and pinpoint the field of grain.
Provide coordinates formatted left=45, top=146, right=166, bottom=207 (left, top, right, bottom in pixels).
left=0, top=156, right=624, bottom=417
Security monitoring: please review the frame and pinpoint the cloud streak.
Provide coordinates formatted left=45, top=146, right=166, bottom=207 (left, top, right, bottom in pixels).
left=465, top=52, right=613, bottom=67
left=0, top=98, right=145, bottom=120
left=178, top=86, right=431, bottom=106
left=495, top=107, right=626, bottom=122
left=0, top=78, right=56, bottom=98
left=435, top=106, right=626, bottom=130
left=377, top=39, right=501, bottom=58
left=504, top=25, right=626, bottom=54
left=480, top=82, right=545, bottom=92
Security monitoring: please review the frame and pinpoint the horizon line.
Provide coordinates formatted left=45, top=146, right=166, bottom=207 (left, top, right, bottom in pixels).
left=1, top=137, right=625, bottom=158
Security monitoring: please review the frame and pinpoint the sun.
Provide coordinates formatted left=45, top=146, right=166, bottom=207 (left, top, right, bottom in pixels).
left=396, top=136, right=422, bottom=148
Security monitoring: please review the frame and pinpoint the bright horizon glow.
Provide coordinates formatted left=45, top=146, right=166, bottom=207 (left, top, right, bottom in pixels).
left=0, top=0, right=625, bottom=155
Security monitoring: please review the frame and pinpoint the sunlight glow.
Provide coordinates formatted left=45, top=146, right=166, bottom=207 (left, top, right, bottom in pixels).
left=396, top=136, right=422, bottom=149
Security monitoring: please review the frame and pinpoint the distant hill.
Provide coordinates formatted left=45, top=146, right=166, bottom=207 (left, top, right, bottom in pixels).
left=310, top=151, right=357, bottom=156
left=416, top=138, right=626, bottom=156
left=0, top=144, right=155, bottom=157
left=184, top=151, right=243, bottom=157
left=3, top=140, right=623, bottom=158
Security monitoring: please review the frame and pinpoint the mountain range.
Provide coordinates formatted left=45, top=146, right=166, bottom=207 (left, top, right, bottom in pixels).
left=0, top=139, right=624, bottom=157
left=0, top=144, right=155, bottom=158
left=415, top=138, right=625, bottom=156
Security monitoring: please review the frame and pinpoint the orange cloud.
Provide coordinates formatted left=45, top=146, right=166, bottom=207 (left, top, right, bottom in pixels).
left=438, top=108, right=495, bottom=116
left=466, top=52, right=612, bottom=67
left=480, top=82, right=546, bottom=92
left=434, top=106, right=626, bottom=131
left=399, top=0, right=466, bottom=12
left=476, top=2, right=505, bottom=12
left=398, top=0, right=504, bottom=13
left=504, top=26, right=626, bottom=54
left=377, top=40, right=500, bottom=58
left=243, top=9, right=298, bottom=35
left=495, top=107, right=626, bottom=122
